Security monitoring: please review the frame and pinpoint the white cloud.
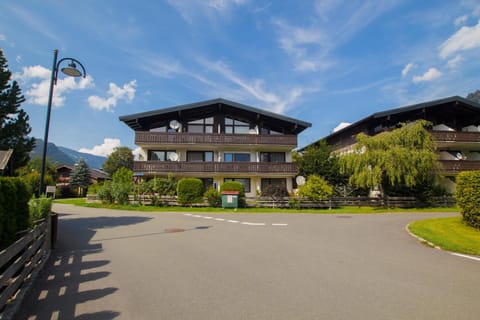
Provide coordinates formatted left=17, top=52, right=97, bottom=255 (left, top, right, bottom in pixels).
left=13, top=65, right=93, bottom=107
left=454, top=15, right=468, bottom=27
left=88, top=80, right=137, bottom=111
left=132, top=147, right=142, bottom=160
left=204, top=59, right=308, bottom=114
left=0, top=34, right=5, bottom=41
left=401, top=62, right=415, bottom=78
left=79, top=138, right=121, bottom=157
left=333, top=122, right=351, bottom=132
left=446, top=54, right=463, bottom=69
left=439, top=20, right=480, bottom=59
left=167, top=0, right=247, bottom=23
left=412, top=68, right=442, bottom=83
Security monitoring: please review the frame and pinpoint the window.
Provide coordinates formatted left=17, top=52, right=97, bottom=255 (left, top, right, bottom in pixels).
left=200, top=178, right=214, bottom=190
left=187, top=151, right=214, bottom=162
left=260, top=152, right=286, bottom=162
left=225, top=117, right=250, bottom=134
left=261, top=178, right=286, bottom=190
left=260, top=128, right=283, bottom=135
left=224, top=178, right=251, bottom=193
left=187, top=117, right=213, bottom=133
left=150, top=126, right=167, bottom=132
left=148, top=150, right=177, bottom=161
left=224, top=153, right=251, bottom=162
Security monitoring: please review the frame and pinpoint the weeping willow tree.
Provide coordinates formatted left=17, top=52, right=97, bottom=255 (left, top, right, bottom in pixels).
left=339, top=120, right=441, bottom=197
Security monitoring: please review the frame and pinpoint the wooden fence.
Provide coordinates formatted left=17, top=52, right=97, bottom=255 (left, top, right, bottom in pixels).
left=87, top=194, right=456, bottom=209
left=0, top=216, right=51, bottom=319
left=250, top=196, right=456, bottom=209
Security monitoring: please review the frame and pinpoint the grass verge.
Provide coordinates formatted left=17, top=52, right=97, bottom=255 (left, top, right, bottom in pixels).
left=408, top=216, right=480, bottom=256
left=54, top=198, right=459, bottom=214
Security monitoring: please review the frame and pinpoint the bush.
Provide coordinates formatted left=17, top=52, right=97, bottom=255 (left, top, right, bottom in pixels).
left=98, top=181, right=114, bottom=204
left=204, top=187, right=221, bottom=207
left=177, top=178, right=204, bottom=206
left=455, top=171, right=480, bottom=229
left=0, top=177, right=31, bottom=249
left=29, top=196, right=52, bottom=224
left=111, top=168, right=133, bottom=205
left=220, top=181, right=246, bottom=207
left=298, top=175, right=333, bottom=202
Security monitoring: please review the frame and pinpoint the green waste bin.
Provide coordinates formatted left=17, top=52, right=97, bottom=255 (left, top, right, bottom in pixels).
left=221, top=191, right=239, bottom=208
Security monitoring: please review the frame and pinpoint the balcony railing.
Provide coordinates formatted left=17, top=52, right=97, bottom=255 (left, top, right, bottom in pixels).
left=135, top=132, right=297, bottom=146
left=429, top=130, right=480, bottom=143
left=439, top=160, right=480, bottom=174
left=133, top=161, right=298, bottom=174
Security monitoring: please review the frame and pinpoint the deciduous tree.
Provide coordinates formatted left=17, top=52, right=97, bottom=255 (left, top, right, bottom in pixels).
left=339, top=120, right=440, bottom=197
left=102, top=146, right=133, bottom=176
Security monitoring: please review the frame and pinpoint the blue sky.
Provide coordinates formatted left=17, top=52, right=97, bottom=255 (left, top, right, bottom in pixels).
left=1, top=0, right=480, bottom=157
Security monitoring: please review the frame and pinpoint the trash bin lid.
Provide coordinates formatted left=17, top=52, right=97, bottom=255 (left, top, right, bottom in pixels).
left=221, top=191, right=240, bottom=195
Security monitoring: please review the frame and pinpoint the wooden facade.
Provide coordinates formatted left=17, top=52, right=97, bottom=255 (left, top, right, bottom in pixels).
left=120, top=98, right=311, bottom=196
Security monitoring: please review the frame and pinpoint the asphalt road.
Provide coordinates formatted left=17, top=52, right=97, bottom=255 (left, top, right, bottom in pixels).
left=17, top=204, right=480, bottom=320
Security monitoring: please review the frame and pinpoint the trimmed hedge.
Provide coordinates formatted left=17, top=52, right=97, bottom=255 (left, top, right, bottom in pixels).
left=455, top=171, right=480, bottom=229
left=177, top=178, right=204, bottom=206
left=0, top=177, right=31, bottom=249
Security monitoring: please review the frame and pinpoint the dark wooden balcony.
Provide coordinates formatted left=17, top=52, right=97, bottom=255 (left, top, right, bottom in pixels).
left=439, top=160, right=480, bottom=174
left=429, top=130, right=480, bottom=143
left=133, top=161, right=298, bottom=175
left=135, top=132, right=297, bottom=147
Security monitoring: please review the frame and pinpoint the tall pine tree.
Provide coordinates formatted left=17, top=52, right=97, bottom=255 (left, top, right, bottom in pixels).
left=70, top=158, right=91, bottom=196
left=0, top=50, right=35, bottom=175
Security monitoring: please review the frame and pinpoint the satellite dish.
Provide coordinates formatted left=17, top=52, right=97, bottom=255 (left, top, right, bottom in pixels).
left=168, top=152, right=179, bottom=161
left=169, top=120, right=180, bottom=130
left=296, top=176, right=306, bottom=186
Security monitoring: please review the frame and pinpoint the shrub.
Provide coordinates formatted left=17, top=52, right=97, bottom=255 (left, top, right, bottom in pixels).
left=455, top=171, right=480, bottom=229
left=111, top=168, right=133, bottom=205
left=204, top=187, right=221, bottom=207
left=98, top=181, right=114, bottom=204
left=220, top=181, right=246, bottom=207
left=177, top=178, right=204, bottom=206
left=298, top=175, right=333, bottom=202
left=29, top=196, right=52, bottom=224
left=0, top=177, right=31, bottom=249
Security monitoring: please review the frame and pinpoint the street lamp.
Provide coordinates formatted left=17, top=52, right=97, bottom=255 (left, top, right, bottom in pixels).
left=39, top=49, right=86, bottom=196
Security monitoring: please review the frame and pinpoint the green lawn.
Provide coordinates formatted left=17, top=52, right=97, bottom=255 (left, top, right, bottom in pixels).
left=408, top=216, right=480, bottom=256
left=54, top=198, right=459, bottom=214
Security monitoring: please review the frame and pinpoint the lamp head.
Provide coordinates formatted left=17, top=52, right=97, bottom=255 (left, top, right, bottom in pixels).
left=61, top=60, right=82, bottom=77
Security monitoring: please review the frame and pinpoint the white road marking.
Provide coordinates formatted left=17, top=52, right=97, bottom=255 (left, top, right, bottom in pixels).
left=450, top=253, right=480, bottom=262
left=241, top=222, right=266, bottom=226
left=184, top=214, right=285, bottom=227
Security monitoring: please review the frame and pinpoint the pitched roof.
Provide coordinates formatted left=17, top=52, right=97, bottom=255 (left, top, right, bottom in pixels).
left=300, top=95, right=480, bottom=151
left=119, top=98, right=311, bottom=135
left=0, top=149, right=13, bottom=171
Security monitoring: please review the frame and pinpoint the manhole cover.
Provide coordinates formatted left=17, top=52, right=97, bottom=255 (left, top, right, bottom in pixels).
left=336, top=215, right=352, bottom=219
left=164, top=228, right=186, bottom=233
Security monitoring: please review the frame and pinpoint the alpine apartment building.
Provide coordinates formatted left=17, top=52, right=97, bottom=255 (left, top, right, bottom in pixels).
left=303, top=96, right=480, bottom=192
left=119, top=98, right=311, bottom=197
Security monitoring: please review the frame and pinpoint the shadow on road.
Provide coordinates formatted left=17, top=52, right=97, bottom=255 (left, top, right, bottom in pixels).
left=16, top=213, right=151, bottom=320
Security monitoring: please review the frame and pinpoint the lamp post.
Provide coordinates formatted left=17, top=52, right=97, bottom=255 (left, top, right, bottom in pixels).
left=39, top=49, right=86, bottom=196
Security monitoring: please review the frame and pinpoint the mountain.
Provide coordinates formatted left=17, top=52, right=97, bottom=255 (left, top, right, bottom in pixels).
left=31, top=139, right=106, bottom=169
